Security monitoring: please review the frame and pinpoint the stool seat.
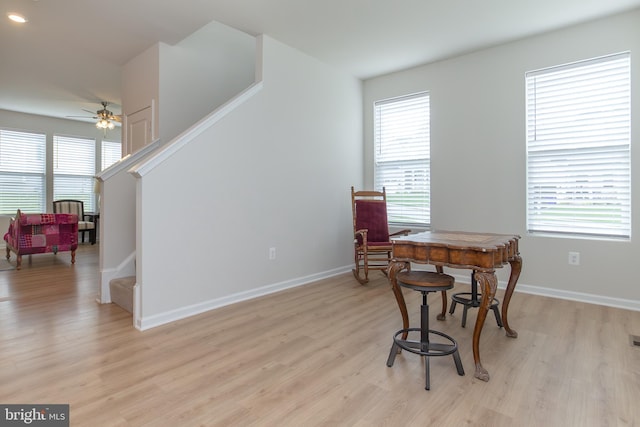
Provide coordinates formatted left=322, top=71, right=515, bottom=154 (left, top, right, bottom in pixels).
left=396, top=270, right=455, bottom=291
left=387, top=270, right=464, bottom=390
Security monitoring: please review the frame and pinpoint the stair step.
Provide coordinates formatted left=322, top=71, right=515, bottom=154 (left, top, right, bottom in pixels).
left=110, top=276, right=135, bottom=314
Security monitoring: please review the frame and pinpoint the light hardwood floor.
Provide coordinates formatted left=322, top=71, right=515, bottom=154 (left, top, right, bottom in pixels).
left=1, top=244, right=639, bottom=426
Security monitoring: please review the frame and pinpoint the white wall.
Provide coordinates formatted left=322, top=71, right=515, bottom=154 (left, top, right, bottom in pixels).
left=363, top=9, right=640, bottom=306
left=106, top=21, right=257, bottom=310
left=121, top=21, right=256, bottom=152
left=134, top=36, right=363, bottom=328
left=159, top=21, right=256, bottom=143
left=122, top=44, right=160, bottom=145
left=97, top=160, right=137, bottom=301
left=96, top=140, right=161, bottom=303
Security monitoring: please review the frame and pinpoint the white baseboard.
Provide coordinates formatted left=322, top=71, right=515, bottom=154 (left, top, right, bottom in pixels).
left=447, top=271, right=640, bottom=312
left=135, top=264, right=640, bottom=331
left=508, top=282, right=640, bottom=312
left=136, top=265, right=352, bottom=331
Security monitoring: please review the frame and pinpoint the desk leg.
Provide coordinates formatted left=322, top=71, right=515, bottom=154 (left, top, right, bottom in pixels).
left=472, top=270, right=498, bottom=381
left=502, top=255, right=522, bottom=338
left=388, top=261, right=410, bottom=340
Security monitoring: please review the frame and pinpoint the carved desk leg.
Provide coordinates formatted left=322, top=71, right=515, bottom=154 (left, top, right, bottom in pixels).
left=435, top=265, right=447, bottom=320
left=502, top=255, right=522, bottom=338
left=472, top=270, right=498, bottom=382
left=388, top=261, right=410, bottom=340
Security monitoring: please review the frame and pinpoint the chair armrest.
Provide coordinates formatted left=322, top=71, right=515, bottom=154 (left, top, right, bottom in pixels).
left=354, top=229, right=368, bottom=245
left=389, top=229, right=411, bottom=237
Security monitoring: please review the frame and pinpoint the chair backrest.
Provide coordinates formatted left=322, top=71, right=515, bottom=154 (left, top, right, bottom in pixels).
left=53, top=199, right=84, bottom=217
left=351, top=186, right=390, bottom=243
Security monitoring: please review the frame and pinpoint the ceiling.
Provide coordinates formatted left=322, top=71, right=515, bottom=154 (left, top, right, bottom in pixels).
left=2, top=0, right=639, bottom=123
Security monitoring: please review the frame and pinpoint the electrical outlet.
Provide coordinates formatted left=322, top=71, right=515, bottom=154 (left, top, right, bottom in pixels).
left=269, top=247, right=276, bottom=260
left=568, top=251, right=580, bottom=266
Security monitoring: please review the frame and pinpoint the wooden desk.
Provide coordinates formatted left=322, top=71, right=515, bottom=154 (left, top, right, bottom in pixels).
left=389, top=230, right=522, bottom=381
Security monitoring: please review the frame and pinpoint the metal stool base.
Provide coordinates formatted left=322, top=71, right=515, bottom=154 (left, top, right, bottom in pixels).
left=387, top=271, right=464, bottom=390
left=387, top=328, right=465, bottom=390
left=450, top=292, right=502, bottom=328
left=449, top=271, right=502, bottom=328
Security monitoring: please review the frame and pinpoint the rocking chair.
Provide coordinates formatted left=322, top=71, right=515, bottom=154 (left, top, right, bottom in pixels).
left=351, top=186, right=410, bottom=284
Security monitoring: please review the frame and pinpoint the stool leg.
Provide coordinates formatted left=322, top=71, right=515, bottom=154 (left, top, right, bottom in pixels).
left=449, top=299, right=457, bottom=315
left=421, top=292, right=431, bottom=389
left=461, top=270, right=478, bottom=328
left=461, top=304, right=469, bottom=328
left=425, top=355, right=431, bottom=390
left=452, top=349, right=465, bottom=376
left=386, top=342, right=399, bottom=367
left=492, top=304, right=503, bottom=328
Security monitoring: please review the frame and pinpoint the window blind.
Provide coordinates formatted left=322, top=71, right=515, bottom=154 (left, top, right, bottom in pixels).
left=374, top=91, right=430, bottom=226
left=101, top=140, right=122, bottom=170
left=526, top=52, right=631, bottom=239
left=53, top=135, right=96, bottom=212
left=0, top=129, right=46, bottom=214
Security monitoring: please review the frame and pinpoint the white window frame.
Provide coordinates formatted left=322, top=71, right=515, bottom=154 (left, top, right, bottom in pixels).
left=0, top=129, right=46, bottom=214
left=374, top=91, right=430, bottom=227
left=526, top=52, right=631, bottom=240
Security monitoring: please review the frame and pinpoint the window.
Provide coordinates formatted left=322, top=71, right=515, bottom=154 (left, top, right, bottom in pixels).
left=53, top=135, right=96, bottom=212
left=101, top=140, right=122, bottom=170
left=374, top=92, right=430, bottom=226
left=526, top=52, right=631, bottom=239
left=0, top=129, right=46, bottom=214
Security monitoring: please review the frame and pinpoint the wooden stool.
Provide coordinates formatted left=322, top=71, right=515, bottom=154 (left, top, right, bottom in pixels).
left=449, top=270, right=502, bottom=328
left=387, top=270, right=465, bottom=390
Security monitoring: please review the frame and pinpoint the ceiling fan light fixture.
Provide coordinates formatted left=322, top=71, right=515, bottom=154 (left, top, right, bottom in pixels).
left=96, top=118, right=113, bottom=129
left=8, top=13, right=28, bottom=23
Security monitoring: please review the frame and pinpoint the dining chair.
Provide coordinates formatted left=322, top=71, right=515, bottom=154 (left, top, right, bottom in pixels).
left=52, top=199, right=96, bottom=244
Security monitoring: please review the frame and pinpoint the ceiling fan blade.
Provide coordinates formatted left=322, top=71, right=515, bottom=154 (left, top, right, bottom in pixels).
left=70, top=103, right=121, bottom=123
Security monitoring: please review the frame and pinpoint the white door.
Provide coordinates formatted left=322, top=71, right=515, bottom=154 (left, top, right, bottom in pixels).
left=125, top=105, right=153, bottom=155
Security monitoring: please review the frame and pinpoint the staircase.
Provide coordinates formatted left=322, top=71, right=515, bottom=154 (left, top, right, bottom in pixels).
left=110, top=276, right=135, bottom=313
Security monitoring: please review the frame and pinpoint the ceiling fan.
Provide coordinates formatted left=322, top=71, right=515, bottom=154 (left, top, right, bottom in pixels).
left=68, top=101, right=122, bottom=130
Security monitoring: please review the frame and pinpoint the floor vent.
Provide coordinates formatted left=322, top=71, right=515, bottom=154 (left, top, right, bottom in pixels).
left=631, top=335, right=640, bottom=347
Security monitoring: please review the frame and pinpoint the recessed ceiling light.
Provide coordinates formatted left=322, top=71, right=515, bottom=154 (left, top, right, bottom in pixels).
left=8, top=13, right=28, bottom=24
